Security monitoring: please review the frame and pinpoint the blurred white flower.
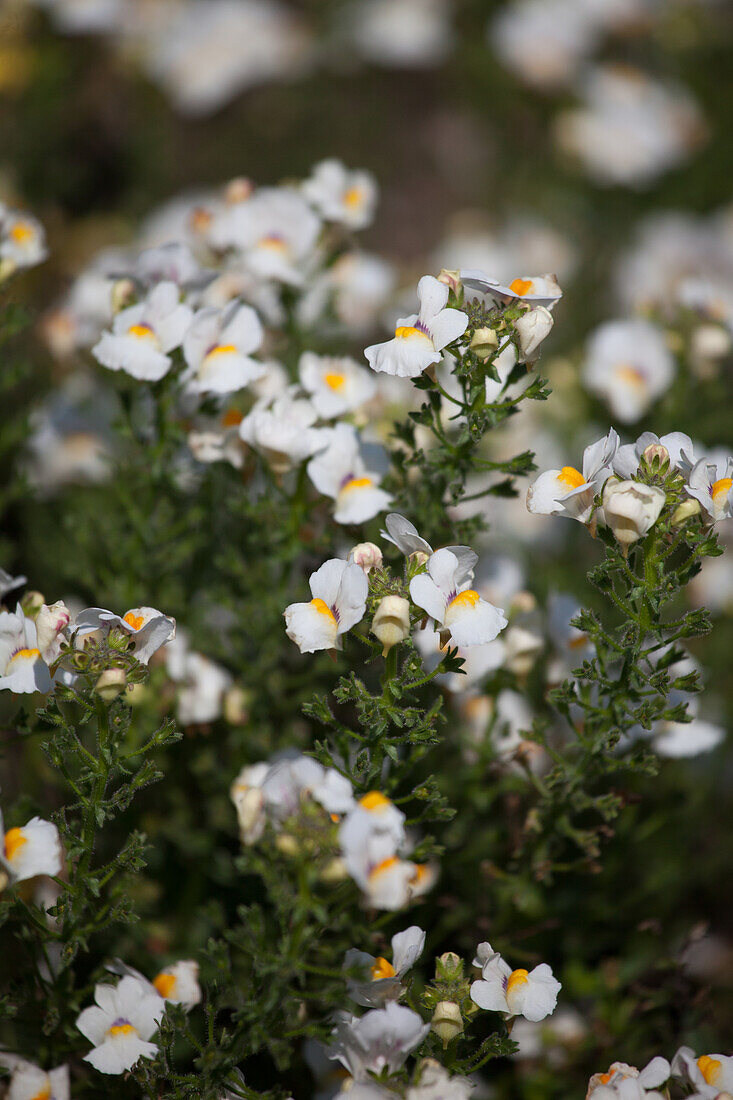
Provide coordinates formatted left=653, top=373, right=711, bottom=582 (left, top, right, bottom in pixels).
left=93, top=282, right=193, bottom=382
left=582, top=319, right=674, bottom=423
left=307, top=423, right=392, bottom=525
left=303, top=160, right=378, bottom=230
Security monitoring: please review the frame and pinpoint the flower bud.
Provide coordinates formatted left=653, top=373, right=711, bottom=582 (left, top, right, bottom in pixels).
left=233, top=787, right=265, bottom=845
left=602, top=480, right=666, bottom=550
left=275, top=833, right=299, bottom=857
left=320, top=857, right=348, bottom=884
left=224, top=686, right=250, bottom=725
left=225, top=177, right=254, bottom=204
left=691, top=323, right=731, bottom=361
left=671, top=498, right=701, bottom=525
left=20, top=591, right=45, bottom=618
left=371, top=596, right=410, bottom=657
left=36, top=601, right=71, bottom=658
left=349, top=542, right=383, bottom=574
left=470, top=326, right=499, bottom=360
left=437, top=269, right=461, bottom=294
left=515, top=305, right=554, bottom=361
left=94, top=668, right=127, bottom=701
left=111, top=278, right=136, bottom=315
left=435, top=951, right=464, bottom=981
left=641, top=443, right=670, bottom=474
left=431, top=1001, right=463, bottom=1047
left=503, top=625, right=544, bottom=677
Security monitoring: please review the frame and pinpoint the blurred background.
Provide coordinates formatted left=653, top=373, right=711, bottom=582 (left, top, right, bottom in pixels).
left=2, top=0, right=733, bottom=1093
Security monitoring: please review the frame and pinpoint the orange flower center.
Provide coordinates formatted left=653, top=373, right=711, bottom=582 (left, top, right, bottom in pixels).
left=370, top=956, right=396, bottom=980
left=153, top=972, right=177, bottom=998
left=509, top=277, right=534, bottom=296
left=4, top=827, right=26, bottom=862
left=558, top=465, right=585, bottom=490
left=310, top=598, right=336, bottom=623
left=124, top=611, right=145, bottom=631
left=360, top=791, right=391, bottom=811
left=324, top=371, right=346, bottom=391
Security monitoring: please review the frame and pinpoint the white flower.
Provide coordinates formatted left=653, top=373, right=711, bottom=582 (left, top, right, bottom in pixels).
left=299, top=352, right=376, bottom=418
left=527, top=429, right=619, bottom=523
left=602, top=480, right=666, bottom=548
left=555, top=65, right=703, bottom=188
left=307, top=424, right=393, bottom=525
left=672, top=1047, right=733, bottom=1098
left=141, top=0, right=311, bottom=116
left=490, top=0, right=600, bottom=90
left=328, top=1002, right=430, bottom=1079
left=345, top=0, right=453, bottom=68
left=131, top=241, right=205, bottom=290
left=74, top=606, right=176, bottom=664
left=653, top=710, right=724, bottom=758
left=583, top=320, right=674, bottom=423
left=259, top=753, right=354, bottom=821
left=588, top=1057, right=672, bottom=1099
left=239, top=390, right=327, bottom=474
left=614, top=431, right=693, bottom=479
left=344, top=925, right=425, bottom=1007
left=1, top=810, right=62, bottom=884
left=76, top=976, right=165, bottom=1074
left=338, top=792, right=433, bottom=910
left=365, top=276, right=468, bottom=378
left=165, top=631, right=232, bottom=725
left=382, top=514, right=478, bottom=580
left=461, top=270, right=563, bottom=310
left=182, top=301, right=265, bottom=395
left=107, top=958, right=202, bottom=1012
left=406, top=1058, right=474, bottom=1099
left=0, top=208, right=48, bottom=272
left=150, top=961, right=202, bottom=1010
left=0, top=606, right=53, bottom=694
left=0, top=1055, right=69, bottom=1100
left=514, top=305, right=554, bottom=361
left=686, top=454, right=733, bottom=522
left=284, top=558, right=369, bottom=653
left=470, top=944, right=561, bottom=1022
left=410, top=549, right=507, bottom=647
left=92, top=282, right=193, bottom=382
left=302, top=160, right=378, bottom=230
left=211, top=187, right=321, bottom=286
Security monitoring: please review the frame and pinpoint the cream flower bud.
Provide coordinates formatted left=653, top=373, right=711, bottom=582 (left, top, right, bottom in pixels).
left=435, top=952, right=463, bottom=981
left=602, top=480, right=666, bottom=549
left=350, top=542, right=383, bottom=574
left=641, top=443, right=670, bottom=473
left=223, top=686, right=250, bottom=725
left=225, top=176, right=254, bottom=204
left=320, top=856, right=348, bottom=884
left=431, top=1001, right=463, bottom=1047
left=691, top=323, right=731, bottom=361
left=20, top=591, right=45, bottom=618
left=234, top=787, right=265, bottom=845
left=36, top=600, right=71, bottom=656
left=515, top=306, right=554, bottom=361
left=437, top=269, right=462, bottom=294
left=371, top=595, right=410, bottom=656
left=671, top=498, right=701, bottom=525
left=111, top=277, right=136, bottom=315
left=470, top=327, right=499, bottom=360
left=94, top=668, right=127, bottom=701
left=275, top=834, right=299, bottom=856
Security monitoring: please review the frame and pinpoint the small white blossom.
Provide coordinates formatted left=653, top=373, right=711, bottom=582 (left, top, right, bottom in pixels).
left=602, top=480, right=666, bottom=548
left=302, top=160, right=378, bottom=230
left=93, top=282, right=193, bottom=382
left=344, top=925, right=425, bottom=1007
left=307, top=424, right=392, bottom=525
left=76, top=976, right=164, bottom=1074
left=1, top=809, right=62, bottom=885
left=470, top=943, right=560, bottom=1021
left=74, top=606, right=176, bottom=664
left=284, top=558, right=368, bottom=653
left=410, top=549, right=507, bottom=647
left=182, top=301, right=265, bottom=395
left=582, top=319, right=674, bottom=423
left=527, top=429, right=619, bottom=523
left=365, top=276, right=468, bottom=378
left=328, top=1002, right=430, bottom=1079
left=299, top=352, right=376, bottom=418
